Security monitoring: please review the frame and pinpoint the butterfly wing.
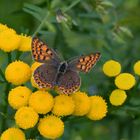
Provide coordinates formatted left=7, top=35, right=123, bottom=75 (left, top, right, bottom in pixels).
left=33, top=64, right=58, bottom=88
left=56, top=70, right=81, bottom=94
left=68, top=52, right=101, bottom=73
left=32, top=37, right=60, bottom=64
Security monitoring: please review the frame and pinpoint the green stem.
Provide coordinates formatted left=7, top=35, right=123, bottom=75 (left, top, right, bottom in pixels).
left=63, top=0, right=81, bottom=12
left=0, top=68, right=6, bottom=81
left=0, top=53, right=12, bottom=132
left=32, top=12, right=50, bottom=37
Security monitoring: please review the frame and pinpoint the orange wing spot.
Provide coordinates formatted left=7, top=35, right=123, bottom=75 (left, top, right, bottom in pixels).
left=85, top=56, right=90, bottom=61
left=40, top=55, right=44, bottom=60
left=45, top=56, right=50, bottom=60
left=77, top=64, right=81, bottom=69
left=47, top=50, right=52, bottom=55
left=81, top=62, right=87, bottom=65
left=79, top=58, right=84, bottom=62
left=82, top=65, right=86, bottom=70
left=42, top=45, right=47, bottom=51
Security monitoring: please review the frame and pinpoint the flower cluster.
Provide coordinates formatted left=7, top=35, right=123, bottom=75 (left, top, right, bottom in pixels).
left=0, top=23, right=108, bottom=140
left=103, top=60, right=140, bottom=106
left=0, top=23, right=31, bottom=52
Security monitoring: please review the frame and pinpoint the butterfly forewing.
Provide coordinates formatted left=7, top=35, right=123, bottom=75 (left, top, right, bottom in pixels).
left=33, top=64, right=58, bottom=89
left=68, top=52, right=101, bottom=73
left=56, top=70, right=81, bottom=94
left=32, top=37, right=60, bottom=64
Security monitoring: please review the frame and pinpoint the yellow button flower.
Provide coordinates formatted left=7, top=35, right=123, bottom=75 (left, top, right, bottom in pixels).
left=8, top=86, right=31, bottom=109
left=29, top=90, right=54, bottom=114
left=87, top=96, right=107, bottom=120
left=38, top=115, right=64, bottom=139
left=1, top=128, right=26, bottom=140
left=71, top=91, right=90, bottom=116
left=0, top=30, right=20, bottom=52
left=109, top=89, right=127, bottom=106
left=115, top=73, right=136, bottom=90
left=52, top=95, right=75, bottom=116
left=5, top=60, right=31, bottom=85
left=15, top=106, right=39, bottom=129
left=134, top=61, right=140, bottom=75
left=0, top=23, right=9, bottom=32
left=31, top=62, right=42, bottom=73
left=31, top=76, right=39, bottom=88
left=103, top=60, right=121, bottom=77
left=18, top=35, right=32, bottom=51
left=0, top=23, right=16, bottom=33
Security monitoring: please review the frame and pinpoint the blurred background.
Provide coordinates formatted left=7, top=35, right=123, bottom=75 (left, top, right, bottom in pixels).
left=0, top=0, right=140, bottom=140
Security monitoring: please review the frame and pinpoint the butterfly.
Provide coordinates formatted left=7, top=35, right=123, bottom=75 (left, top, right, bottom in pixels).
left=32, top=37, right=101, bottom=94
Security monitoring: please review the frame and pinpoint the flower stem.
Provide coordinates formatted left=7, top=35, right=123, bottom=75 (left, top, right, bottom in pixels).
left=32, top=12, right=50, bottom=37
left=0, top=68, right=6, bottom=82
left=0, top=53, right=12, bottom=132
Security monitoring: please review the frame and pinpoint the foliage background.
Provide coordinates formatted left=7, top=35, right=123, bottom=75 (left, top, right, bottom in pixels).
left=0, top=0, right=140, bottom=140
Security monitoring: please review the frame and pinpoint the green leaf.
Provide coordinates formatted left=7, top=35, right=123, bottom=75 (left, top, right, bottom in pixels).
left=23, top=3, right=45, bottom=21
left=112, top=32, right=125, bottom=44
left=63, top=0, right=81, bottom=12
left=119, top=26, right=133, bottom=38
left=100, top=1, right=114, bottom=7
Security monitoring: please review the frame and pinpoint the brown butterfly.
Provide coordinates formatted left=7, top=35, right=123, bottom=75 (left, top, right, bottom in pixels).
left=32, top=37, right=101, bottom=94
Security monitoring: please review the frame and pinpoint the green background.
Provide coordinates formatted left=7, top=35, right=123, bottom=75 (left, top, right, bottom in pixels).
left=0, top=0, right=140, bottom=140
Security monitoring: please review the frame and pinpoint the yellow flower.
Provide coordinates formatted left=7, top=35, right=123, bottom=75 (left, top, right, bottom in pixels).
left=87, top=96, right=107, bottom=120
left=5, top=60, right=31, bottom=85
left=103, top=60, right=121, bottom=77
left=0, top=23, right=16, bottom=33
left=8, top=86, right=31, bottom=109
left=115, top=73, right=136, bottom=90
left=15, top=106, right=39, bottom=129
left=71, top=91, right=90, bottom=116
left=1, top=128, right=26, bottom=140
left=31, top=62, right=42, bottom=73
left=0, top=30, right=20, bottom=52
left=29, top=90, right=54, bottom=114
left=18, top=35, right=32, bottom=51
left=31, top=76, right=39, bottom=88
left=109, top=89, right=127, bottom=106
left=0, top=23, right=9, bottom=32
left=52, top=95, right=75, bottom=116
left=38, top=115, right=64, bottom=139
left=134, top=61, right=140, bottom=75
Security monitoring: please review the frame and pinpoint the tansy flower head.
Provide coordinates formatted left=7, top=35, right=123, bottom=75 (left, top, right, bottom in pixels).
left=0, top=30, right=20, bottom=52
left=38, top=115, right=64, bottom=139
left=15, top=106, right=39, bottom=129
left=8, top=86, right=31, bottom=109
left=31, top=76, right=39, bottom=88
left=18, top=35, right=32, bottom=51
left=134, top=61, right=140, bottom=76
left=0, top=23, right=9, bottom=32
left=0, top=23, right=16, bottom=33
left=1, top=127, right=26, bottom=140
left=31, top=62, right=42, bottom=73
left=103, top=60, right=121, bottom=77
left=87, top=96, right=107, bottom=120
left=5, top=60, right=31, bottom=85
left=71, top=91, right=90, bottom=116
left=52, top=95, right=75, bottom=116
left=29, top=90, right=54, bottom=114
left=115, top=73, right=136, bottom=90
left=109, top=89, right=127, bottom=106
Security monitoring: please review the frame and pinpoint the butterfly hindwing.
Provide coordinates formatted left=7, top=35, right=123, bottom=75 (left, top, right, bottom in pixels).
left=33, top=64, right=58, bottom=88
left=68, top=53, right=101, bottom=73
left=32, top=37, right=60, bottom=64
left=56, top=70, right=81, bottom=94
